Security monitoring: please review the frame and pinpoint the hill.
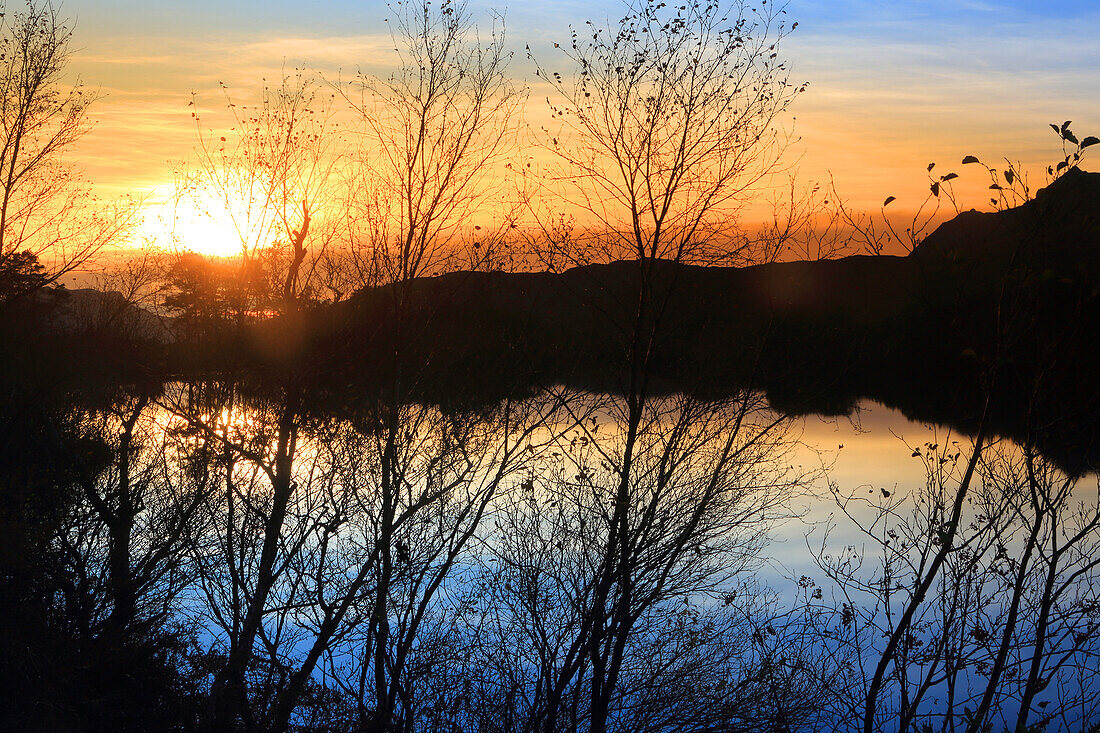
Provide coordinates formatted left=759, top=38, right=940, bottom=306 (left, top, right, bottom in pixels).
left=312, top=170, right=1100, bottom=471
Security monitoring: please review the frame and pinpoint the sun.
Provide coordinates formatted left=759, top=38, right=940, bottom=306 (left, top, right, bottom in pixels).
left=138, top=185, right=259, bottom=258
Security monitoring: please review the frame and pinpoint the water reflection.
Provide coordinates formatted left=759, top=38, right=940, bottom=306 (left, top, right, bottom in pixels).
left=5, top=369, right=1098, bottom=731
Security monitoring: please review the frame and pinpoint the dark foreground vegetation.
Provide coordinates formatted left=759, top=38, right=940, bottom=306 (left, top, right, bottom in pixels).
left=312, top=168, right=1100, bottom=474
left=3, top=168, right=1099, bottom=732
left=2, top=0, right=1100, bottom=730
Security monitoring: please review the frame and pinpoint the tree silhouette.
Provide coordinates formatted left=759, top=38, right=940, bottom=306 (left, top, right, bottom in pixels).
left=0, top=0, right=134, bottom=303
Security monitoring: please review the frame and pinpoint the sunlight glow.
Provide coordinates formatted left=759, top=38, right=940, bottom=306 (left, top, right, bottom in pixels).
left=138, top=185, right=265, bottom=258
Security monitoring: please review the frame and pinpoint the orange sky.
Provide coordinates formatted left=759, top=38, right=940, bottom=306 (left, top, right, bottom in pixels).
left=52, top=0, right=1100, bottom=260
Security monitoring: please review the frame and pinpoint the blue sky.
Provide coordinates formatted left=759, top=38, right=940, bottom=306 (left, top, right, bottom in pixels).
left=58, top=0, right=1100, bottom=211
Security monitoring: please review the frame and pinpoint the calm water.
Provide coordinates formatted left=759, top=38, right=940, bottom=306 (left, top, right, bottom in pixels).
left=771, top=403, right=939, bottom=578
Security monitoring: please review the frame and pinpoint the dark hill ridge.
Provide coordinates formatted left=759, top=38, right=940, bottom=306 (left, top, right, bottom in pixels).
left=913, top=167, right=1100, bottom=266
left=303, top=172, right=1100, bottom=472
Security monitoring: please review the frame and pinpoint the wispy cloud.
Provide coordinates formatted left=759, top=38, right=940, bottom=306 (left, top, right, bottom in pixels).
left=778, top=0, right=1100, bottom=206
left=55, top=0, right=1100, bottom=216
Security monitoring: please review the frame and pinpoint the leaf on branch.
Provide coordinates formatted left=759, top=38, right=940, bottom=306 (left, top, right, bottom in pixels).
left=883, top=196, right=896, bottom=207
left=961, top=155, right=980, bottom=165
left=1082, top=136, right=1100, bottom=149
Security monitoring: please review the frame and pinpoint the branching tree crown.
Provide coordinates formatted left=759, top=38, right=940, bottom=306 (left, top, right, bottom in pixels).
left=535, top=0, right=803, bottom=267
left=185, top=70, right=340, bottom=315
left=0, top=0, right=133, bottom=300
left=341, top=0, right=521, bottom=287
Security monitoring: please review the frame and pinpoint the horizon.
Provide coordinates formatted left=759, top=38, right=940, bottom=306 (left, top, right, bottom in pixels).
left=51, top=0, right=1100, bottom=260
left=3, top=2, right=1100, bottom=729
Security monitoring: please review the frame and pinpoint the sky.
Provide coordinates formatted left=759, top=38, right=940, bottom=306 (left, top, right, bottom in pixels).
left=53, top=0, right=1100, bottom=249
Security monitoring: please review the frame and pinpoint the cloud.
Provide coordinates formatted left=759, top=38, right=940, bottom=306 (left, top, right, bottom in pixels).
left=760, top=4, right=1100, bottom=209
left=959, top=1, right=999, bottom=11
left=236, top=34, right=395, bottom=74
left=57, top=0, right=1100, bottom=221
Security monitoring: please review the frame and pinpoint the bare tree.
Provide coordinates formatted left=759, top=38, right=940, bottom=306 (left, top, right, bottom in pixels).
left=305, top=397, right=557, bottom=731
left=64, top=396, right=199, bottom=638
left=451, top=4, right=811, bottom=732
left=464, top=4, right=809, bottom=730
left=810, top=433, right=1100, bottom=733
left=530, top=0, right=801, bottom=269
left=328, top=0, right=521, bottom=293
left=183, top=69, right=341, bottom=316
left=0, top=0, right=134, bottom=302
left=282, top=6, right=543, bottom=728
left=170, top=5, right=532, bottom=730
left=170, top=69, right=343, bottom=731
left=470, top=391, right=813, bottom=733
left=755, top=175, right=852, bottom=263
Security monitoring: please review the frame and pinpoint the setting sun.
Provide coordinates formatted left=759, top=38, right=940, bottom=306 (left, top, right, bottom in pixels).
left=3, top=0, right=1099, bottom=729
left=138, top=185, right=261, bottom=258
